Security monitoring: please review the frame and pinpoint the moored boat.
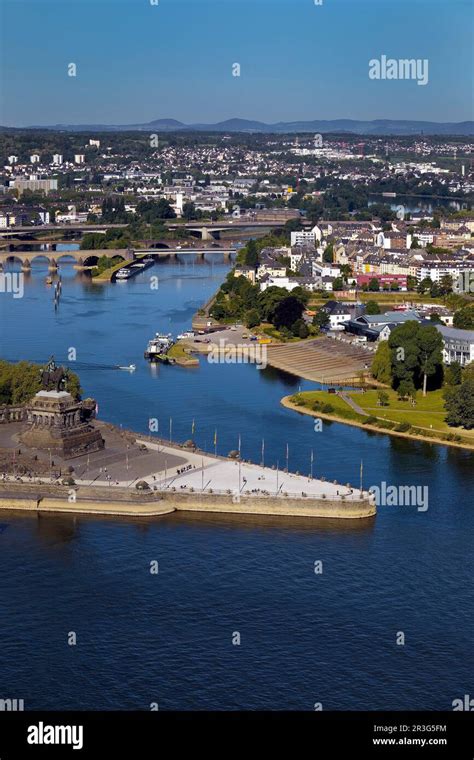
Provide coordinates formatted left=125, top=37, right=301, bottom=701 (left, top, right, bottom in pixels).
left=144, top=333, right=175, bottom=362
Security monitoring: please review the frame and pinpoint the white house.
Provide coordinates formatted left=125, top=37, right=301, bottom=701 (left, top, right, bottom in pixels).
left=436, top=325, right=474, bottom=366
left=312, top=262, right=341, bottom=279
left=290, top=226, right=319, bottom=247
left=259, top=276, right=301, bottom=293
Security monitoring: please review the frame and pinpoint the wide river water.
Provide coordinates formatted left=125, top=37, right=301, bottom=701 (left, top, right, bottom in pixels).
left=0, top=252, right=472, bottom=710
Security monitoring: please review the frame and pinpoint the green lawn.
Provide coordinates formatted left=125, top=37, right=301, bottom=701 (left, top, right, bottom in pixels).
left=290, top=388, right=474, bottom=444
left=351, top=389, right=461, bottom=436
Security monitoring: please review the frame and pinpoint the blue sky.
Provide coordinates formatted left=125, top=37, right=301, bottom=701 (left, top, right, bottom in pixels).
left=0, top=0, right=472, bottom=126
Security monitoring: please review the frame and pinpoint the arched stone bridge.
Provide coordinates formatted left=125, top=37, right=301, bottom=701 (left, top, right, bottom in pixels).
left=0, top=246, right=235, bottom=270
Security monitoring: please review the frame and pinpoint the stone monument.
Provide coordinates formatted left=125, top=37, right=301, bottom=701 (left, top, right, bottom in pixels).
left=20, top=357, right=105, bottom=459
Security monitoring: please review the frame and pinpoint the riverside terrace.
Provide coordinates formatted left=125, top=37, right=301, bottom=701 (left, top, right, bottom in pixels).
left=0, top=422, right=375, bottom=520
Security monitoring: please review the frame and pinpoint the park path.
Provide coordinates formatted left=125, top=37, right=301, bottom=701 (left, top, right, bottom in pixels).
left=337, top=392, right=368, bottom=416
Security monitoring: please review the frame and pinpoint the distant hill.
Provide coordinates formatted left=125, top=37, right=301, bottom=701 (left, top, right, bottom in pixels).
left=2, top=118, right=473, bottom=135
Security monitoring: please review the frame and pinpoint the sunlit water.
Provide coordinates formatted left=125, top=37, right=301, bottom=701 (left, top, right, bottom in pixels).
left=0, top=253, right=472, bottom=710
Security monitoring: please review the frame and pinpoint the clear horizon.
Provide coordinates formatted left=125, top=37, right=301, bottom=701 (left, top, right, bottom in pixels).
left=0, top=0, right=472, bottom=128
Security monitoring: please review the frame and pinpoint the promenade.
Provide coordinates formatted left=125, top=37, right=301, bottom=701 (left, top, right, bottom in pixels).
left=0, top=421, right=375, bottom=519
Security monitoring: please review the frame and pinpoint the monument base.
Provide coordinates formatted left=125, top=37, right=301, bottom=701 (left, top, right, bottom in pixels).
left=20, top=391, right=105, bottom=460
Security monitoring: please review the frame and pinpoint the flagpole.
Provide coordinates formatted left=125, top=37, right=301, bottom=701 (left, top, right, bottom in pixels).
left=360, top=459, right=363, bottom=496
left=214, top=429, right=217, bottom=456
left=276, top=460, right=279, bottom=494
left=261, top=438, right=265, bottom=467
left=286, top=443, right=289, bottom=472
left=238, top=433, right=241, bottom=457
left=201, top=457, right=204, bottom=491
left=169, top=417, right=172, bottom=442
left=310, top=449, right=314, bottom=480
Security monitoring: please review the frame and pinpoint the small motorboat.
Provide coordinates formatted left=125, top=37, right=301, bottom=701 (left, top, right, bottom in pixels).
left=118, top=364, right=136, bottom=372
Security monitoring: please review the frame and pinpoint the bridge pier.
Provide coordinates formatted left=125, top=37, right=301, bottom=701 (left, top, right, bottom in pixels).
left=21, top=259, right=31, bottom=272
left=48, top=259, right=58, bottom=272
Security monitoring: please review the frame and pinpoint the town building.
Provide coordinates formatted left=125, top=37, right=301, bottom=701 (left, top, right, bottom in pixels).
left=436, top=325, right=474, bottom=366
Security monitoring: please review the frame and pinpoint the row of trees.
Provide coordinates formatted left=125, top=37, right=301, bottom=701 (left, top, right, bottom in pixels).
left=0, top=361, right=81, bottom=406
left=211, top=272, right=310, bottom=337
left=80, top=228, right=131, bottom=250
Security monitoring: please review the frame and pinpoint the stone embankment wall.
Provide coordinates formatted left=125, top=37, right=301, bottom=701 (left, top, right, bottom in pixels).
left=0, top=482, right=376, bottom=520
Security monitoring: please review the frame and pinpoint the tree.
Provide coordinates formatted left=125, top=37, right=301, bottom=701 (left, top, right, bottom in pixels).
left=340, top=264, right=353, bottom=282
left=332, top=277, right=344, bottom=291
left=182, top=201, right=198, bottom=221
left=445, top=361, right=462, bottom=386
left=313, top=310, right=330, bottom=329
left=322, top=243, right=334, bottom=263
left=244, top=308, right=260, bottom=328
left=417, top=325, right=444, bottom=396
left=417, top=277, right=433, bottom=295
left=377, top=390, right=389, bottom=406
left=388, top=322, right=443, bottom=395
left=407, top=275, right=417, bottom=291
left=371, top=341, right=391, bottom=385
left=366, top=301, right=380, bottom=315
left=273, top=296, right=305, bottom=329
left=291, top=319, right=309, bottom=338
left=398, top=379, right=416, bottom=400
left=453, top=304, right=474, bottom=330
left=241, top=239, right=259, bottom=267
left=439, top=275, right=453, bottom=295
left=444, top=378, right=474, bottom=429
left=429, top=313, right=443, bottom=324
left=368, top=277, right=380, bottom=292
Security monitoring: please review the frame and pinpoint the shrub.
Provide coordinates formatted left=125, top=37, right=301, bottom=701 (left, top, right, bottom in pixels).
left=394, top=422, right=411, bottom=432
left=446, top=433, right=462, bottom=442
left=364, top=416, right=378, bottom=425
left=321, top=403, right=334, bottom=414
left=378, top=420, right=395, bottom=430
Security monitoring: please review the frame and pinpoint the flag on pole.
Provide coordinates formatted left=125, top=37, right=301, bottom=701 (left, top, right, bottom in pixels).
left=311, top=449, right=314, bottom=464
left=191, top=418, right=195, bottom=435
left=214, top=429, right=217, bottom=446
left=238, top=433, right=241, bottom=454
left=360, top=459, right=363, bottom=491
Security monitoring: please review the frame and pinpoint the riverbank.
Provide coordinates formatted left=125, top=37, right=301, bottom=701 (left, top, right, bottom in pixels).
left=281, top=393, right=474, bottom=451
left=0, top=482, right=376, bottom=520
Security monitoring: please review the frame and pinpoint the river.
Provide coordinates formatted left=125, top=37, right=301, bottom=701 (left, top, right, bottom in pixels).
left=0, top=252, right=472, bottom=710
